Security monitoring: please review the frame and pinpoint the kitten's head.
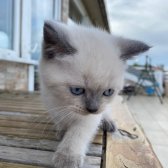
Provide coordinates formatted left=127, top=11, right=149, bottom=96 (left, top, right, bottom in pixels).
left=40, top=20, right=150, bottom=115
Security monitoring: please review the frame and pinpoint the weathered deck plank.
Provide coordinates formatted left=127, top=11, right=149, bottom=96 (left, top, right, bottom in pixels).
left=0, top=135, right=102, bottom=157
left=0, top=162, right=45, bottom=168
left=0, top=114, right=48, bottom=123
left=0, top=92, right=103, bottom=168
left=0, top=92, right=163, bottom=168
left=105, top=96, right=163, bottom=168
left=0, top=125, right=102, bottom=144
left=0, top=145, right=101, bottom=168
left=0, top=106, right=45, bottom=114
left=0, top=119, right=54, bottom=130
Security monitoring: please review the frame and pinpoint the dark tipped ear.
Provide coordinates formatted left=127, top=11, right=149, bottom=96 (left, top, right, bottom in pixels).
left=43, top=21, right=77, bottom=59
left=117, top=37, right=151, bottom=60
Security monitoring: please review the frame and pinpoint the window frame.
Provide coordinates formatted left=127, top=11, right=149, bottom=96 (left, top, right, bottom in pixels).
left=69, top=0, right=92, bottom=26
left=0, top=0, right=22, bottom=62
left=0, top=0, right=61, bottom=65
left=0, top=0, right=62, bottom=92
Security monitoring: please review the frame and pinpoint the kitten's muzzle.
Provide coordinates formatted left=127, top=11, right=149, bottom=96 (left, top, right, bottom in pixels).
left=85, top=92, right=100, bottom=114
left=86, top=107, right=98, bottom=113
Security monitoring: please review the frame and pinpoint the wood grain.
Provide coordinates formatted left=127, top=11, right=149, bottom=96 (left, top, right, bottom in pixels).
left=0, top=135, right=102, bottom=156
left=105, top=96, right=163, bottom=168
left=0, top=92, right=163, bottom=168
left=0, top=162, right=45, bottom=168
left=0, top=145, right=101, bottom=168
left=0, top=92, right=103, bottom=168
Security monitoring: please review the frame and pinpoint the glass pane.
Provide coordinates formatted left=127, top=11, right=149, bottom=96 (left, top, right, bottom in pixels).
left=69, top=1, right=82, bottom=23
left=31, top=0, right=54, bottom=60
left=0, top=0, right=14, bottom=49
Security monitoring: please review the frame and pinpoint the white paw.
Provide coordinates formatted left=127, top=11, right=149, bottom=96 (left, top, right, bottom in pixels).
left=101, top=119, right=116, bottom=132
left=52, top=152, right=83, bottom=168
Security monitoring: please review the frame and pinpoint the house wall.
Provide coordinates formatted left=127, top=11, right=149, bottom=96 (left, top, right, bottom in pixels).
left=0, top=61, right=28, bottom=91
left=0, top=0, right=107, bottom=92
left=62, top=0, right=69, bottom=22
left=0, top=0, right=66, bottom=92
left=164, top=71, right=168, bottom=96
left=165, top=83, right=168, bottom=96
left=69, top=0, right=92, bottom=26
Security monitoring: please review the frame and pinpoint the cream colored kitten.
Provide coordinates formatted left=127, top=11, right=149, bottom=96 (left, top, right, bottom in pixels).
left=39, top=20, right=150, bottom=168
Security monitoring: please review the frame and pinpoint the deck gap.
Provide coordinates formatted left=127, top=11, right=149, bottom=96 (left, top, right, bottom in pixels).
left=100, top=130, right=107, bottom=168
left=0, top=158, right=52, bottom=168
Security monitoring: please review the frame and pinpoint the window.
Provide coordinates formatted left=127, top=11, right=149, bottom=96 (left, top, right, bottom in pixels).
left=0, top=0, right=61, bottom=91
left=69, top=0, right=82, bottom=23
left=0, top=0, right=14, bottom=49
left=31, top=0, right=54, bottom=60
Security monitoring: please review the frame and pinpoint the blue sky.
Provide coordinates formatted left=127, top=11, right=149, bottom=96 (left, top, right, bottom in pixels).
left=106, top=0, right=168, bottom=70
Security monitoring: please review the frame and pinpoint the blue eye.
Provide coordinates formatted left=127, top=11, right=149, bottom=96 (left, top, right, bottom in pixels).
left=103, top=89, right=114, bottom=96
left=70, top=87, right=85, bottom=95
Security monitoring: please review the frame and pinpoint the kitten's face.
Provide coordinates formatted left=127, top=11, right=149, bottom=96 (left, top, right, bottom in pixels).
left=40, top=21, right=150, bottom=115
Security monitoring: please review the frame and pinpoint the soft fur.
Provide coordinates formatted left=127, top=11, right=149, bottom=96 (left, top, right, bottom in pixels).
left=39, top=20, right=150, bottom=168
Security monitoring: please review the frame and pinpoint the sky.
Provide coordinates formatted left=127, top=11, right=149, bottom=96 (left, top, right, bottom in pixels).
left=105, top=0, right=168, bottom=70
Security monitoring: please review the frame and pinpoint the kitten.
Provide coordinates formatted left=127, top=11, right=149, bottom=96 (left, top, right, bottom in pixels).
left=39, top=20, right=150, bottom=168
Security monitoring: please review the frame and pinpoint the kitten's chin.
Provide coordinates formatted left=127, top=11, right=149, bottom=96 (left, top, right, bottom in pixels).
left=74, top=111, right=89, bottom=116
left=87, top=111, right=102, bottom=115
left=75, top=110, right=102, bottom=116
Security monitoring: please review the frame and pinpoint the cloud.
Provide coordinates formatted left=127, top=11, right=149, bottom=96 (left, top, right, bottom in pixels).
left=106, top=0, right=168, bottom=69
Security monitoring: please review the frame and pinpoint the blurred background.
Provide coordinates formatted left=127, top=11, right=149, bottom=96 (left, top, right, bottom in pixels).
left=0, top=0, right=168, bottom=94
left=0, top=0, right=168, bottom=167
left=0, top=0, right=110, bottom=91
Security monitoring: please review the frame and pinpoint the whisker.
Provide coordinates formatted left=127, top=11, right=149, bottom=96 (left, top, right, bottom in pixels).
left=47, top=105, right=75, bottom=113
left=41, top=116, right=57, bottom=135
left=40, top=109, right=73, bottom=134
left=41, top=112, right=73, bottom=137
left=33, top=117, right=54, bottom=131
left=37, top=105, right=83, bottom=137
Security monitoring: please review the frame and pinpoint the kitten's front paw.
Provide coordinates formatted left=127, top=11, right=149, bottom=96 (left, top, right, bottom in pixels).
left=52, top=152, right=82, bottom=168
left=101, top=119, right=116, bottom=132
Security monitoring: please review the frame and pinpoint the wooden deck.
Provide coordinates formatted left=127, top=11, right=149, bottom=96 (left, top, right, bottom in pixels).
left=0, top=92, right=163, bottom=168
left=126, top=96, right=168, bottom=168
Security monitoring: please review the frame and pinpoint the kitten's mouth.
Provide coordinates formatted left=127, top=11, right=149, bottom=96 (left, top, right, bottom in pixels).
left=88, top=111, right=101, bottom=115
left=74, top=109, right=101, bottom=116
left=72, top=106, right=101, bottom=116
left=87, top=111, right=100, bottom=115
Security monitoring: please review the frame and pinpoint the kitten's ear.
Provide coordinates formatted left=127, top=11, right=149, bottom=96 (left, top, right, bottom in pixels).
left=43, top=21, right=77, bottom=59
left=116, top=37, right=151, bottom=60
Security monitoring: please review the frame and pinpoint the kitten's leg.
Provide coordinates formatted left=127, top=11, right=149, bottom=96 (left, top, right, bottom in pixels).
left=53, top=115, right=102, bottom=168
left=100, top=119, right=116, bottom=132
left=101, top=108, right=117, bottom=132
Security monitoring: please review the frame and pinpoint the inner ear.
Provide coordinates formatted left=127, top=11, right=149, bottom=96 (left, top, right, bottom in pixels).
left=116, top=37, right=151, bottom=60
left=43, top=21, right=77, bottom=59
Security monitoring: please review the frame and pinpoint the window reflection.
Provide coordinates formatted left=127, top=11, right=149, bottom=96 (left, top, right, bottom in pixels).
left=31, top=0, right=54, bottom=60
left=0, top=0, right=13, bottom=49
